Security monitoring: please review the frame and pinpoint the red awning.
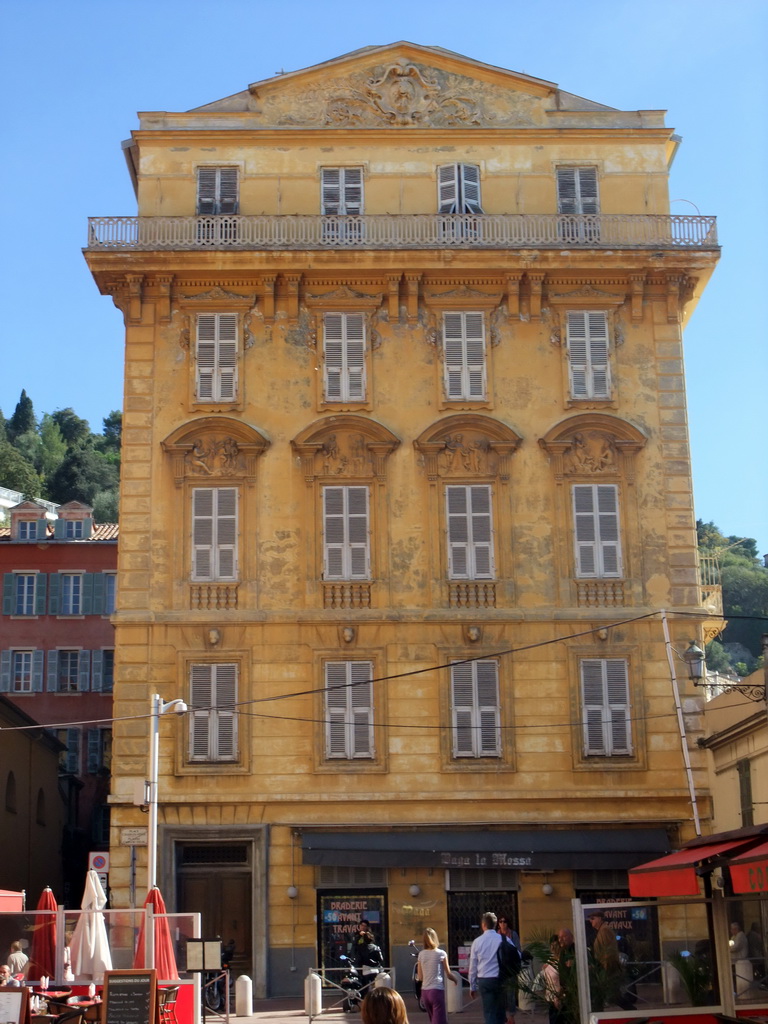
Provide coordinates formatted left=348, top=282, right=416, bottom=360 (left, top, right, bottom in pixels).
left=628, top=840, right=749, bottom=897
left=730, top=840, right=768, bottom=895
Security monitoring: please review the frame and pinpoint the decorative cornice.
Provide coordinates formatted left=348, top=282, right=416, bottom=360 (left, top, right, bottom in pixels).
left=414, top=414, right=522, bottom=482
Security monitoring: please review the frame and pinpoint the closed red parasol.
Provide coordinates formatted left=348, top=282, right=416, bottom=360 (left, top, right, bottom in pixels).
left=29, top=887, right=57, bottom=981
left=133, top=887, right=179, bottom=981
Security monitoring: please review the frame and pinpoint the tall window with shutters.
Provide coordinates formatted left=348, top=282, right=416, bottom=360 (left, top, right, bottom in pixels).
left=195, top=313, right=238, bottom=402
left=321, top=167, right=364, bottom=215
left=443, top=312, right=487, bottom=401
left=556, top=167, right=599, bottom=243
left=572, top=484, right=622, bottom=578
left=580, top=658, right=632, bottom=756
left=321, top=167, right=364, bottom=243
left=438, top=164, right=483, bottom=214
left=196, top=167, right=239, bottom=215
left=324, top=661, right=374, bottom=759
left=322, top=486, right=370, bottom=580
left=451, top=660, right=501, bottom=758
left=556, top=167, right=599, bottom=215
left=192, top=487, right=238, bottom=581
left=189, top=663, right=238, bottom=762
left=446, top=485, right=495, bottom=579
left=323, top=313, right=366, bottom=402
left=566, top=311, right=611, bottom=400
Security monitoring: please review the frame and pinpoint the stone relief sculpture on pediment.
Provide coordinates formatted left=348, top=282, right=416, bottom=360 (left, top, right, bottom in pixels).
left=414, top=415, right=522, bottom=482
left=291, top=416, right=400, bottom=482
left=538, top=414, right=646, bottom=484
left=269, top=60, right=543, bottom=128
left=162, top=417, right=270, bottom=487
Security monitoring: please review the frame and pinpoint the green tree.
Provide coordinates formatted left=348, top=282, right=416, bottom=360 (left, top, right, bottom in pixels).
left=0, top=440, right=41, bottom=496
left=92, top=488, right=119, bottom=523
left=0, top=410, right=7, bottom=443
left=52, top=407, right=91, bottom=447
left=12, top=428, right=43, bottom=470
left=47, top=447, right=119, bottom=505
left=8, top=389, right=36, bottom=441
left=698, top=521, right=768, bottom=671
left=38, top=414, right=68, bottom=480
left=101, top=410, right=122, bottom=450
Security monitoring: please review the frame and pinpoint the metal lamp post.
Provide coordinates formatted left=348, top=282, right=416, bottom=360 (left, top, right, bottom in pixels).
left=147, top=693, right=187, bottom=891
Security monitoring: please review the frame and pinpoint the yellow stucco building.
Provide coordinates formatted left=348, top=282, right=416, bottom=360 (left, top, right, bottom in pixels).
left=84, top=43, right=720, bottom=995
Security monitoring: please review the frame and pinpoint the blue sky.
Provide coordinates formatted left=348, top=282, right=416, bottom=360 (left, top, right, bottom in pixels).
left=1, top=0, right=765, bottom=551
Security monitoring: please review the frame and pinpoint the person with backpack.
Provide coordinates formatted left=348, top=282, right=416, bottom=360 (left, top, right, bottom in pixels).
left=497, top=917, right=523, bottom=1024
left=354, top=930, right=385, bottom=998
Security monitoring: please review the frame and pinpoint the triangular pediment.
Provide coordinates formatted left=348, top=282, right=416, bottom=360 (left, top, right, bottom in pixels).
left=184, top=42, right=615, bottom=129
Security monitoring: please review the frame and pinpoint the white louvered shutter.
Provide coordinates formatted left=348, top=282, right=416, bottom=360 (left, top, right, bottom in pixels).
left=197, top=167, right=239, bottom=215
left=572, top=484, right=621, bottom=578
left=350, top=661, right=374, bottom=757
left=581, top=659, right=631, bottom=755
left=214, top=663, right=238, bottom=759
left=446, top=485, right=494, bottom=579
left=192, top=487, right=238, bottom=581
left=443, top=312, right=486, bottom=400
left=438, top=164, right=459, bottom=213
left=190, top=664, right=214, bottom=759
left=451, top=660, right=500, bottom=757
left=476, top=660, right=501, bottom=755
left=323, top=313, right=366, bottom=401
left=323, top=486, right=370, bottom=580
left=566, top=311, right=610, bottom=399
left=451, top=662, right=475, bottom=756
left=557, top=167, right=599, bottom=215
left=325, top=661, right=373, bottom=759
left=459, top=164, right=483, bottom=213
left=196, top=313, right=238, bottom=401
left=325, top=662, right=349, bottom=757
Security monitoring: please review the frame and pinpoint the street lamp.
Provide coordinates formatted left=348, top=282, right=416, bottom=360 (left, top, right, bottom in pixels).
left=682, top=640, right=706, bottom=682
left=146, top=693, right=187, bottom=891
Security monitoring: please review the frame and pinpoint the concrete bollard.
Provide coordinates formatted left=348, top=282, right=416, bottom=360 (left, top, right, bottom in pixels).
left=235, top=974, right=253, bottom=1017
left=374, top=971, right=392, bottom=988
left=304, top=971, right=322, bottom=1018
left=446, top=973, right=463, bottom=1013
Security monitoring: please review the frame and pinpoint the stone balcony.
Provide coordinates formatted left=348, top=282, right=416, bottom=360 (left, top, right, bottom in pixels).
left=86, top=213, right=718, bottom=251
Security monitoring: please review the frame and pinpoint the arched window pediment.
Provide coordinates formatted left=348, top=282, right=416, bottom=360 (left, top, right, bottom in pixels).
left=538, top=414, right=646, bottom=483
left=161, top=416, right=270, bottom=486
left=291, top=415, right=400, bottom=482
left=414, top=414, right=523, bottom=482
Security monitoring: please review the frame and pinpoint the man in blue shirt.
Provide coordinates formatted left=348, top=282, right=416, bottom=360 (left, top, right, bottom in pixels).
left=469, top=912, right=505, bottom=1024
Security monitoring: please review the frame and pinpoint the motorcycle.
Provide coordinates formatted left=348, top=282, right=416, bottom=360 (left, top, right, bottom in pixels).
left=340, top=955, right=363, bottom=1012
left=203, top=939, right=236, bottom=1013
left=408, top=939, right=426, bottom=1012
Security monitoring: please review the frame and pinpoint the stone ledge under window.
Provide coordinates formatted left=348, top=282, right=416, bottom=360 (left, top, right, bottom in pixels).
left=575, top=579, right=625, bottom=607
left=190, top=583, right=239, bottom=610
left=322, top=582, right=372, bottom=609
left=449, top=582, right=496, bottom=609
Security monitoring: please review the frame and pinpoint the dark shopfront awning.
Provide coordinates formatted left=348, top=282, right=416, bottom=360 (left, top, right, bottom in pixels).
left=301, top=828, right=669, bottom=871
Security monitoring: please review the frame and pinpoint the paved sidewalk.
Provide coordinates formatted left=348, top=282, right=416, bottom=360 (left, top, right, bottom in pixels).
left=234, top=993, right=550, bottom=1023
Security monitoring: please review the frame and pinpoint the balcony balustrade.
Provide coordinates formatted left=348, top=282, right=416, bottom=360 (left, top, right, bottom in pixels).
left=86, top=213, right=718, bottom=252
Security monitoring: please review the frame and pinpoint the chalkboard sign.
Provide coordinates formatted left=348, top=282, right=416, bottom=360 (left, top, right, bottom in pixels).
left=103, top=969, right=157, bottom=1024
